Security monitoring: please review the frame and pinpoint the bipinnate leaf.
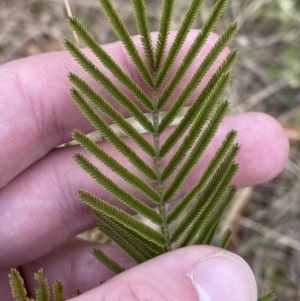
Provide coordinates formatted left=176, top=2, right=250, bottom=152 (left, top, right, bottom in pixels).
left=158, top=22, right=238, bottom=131
left=160, top=49, right=238, bottom=157
left=67, top=16, right=153, bottom=111
left=73, top=130, right=159, bottom=203
left=219, top=228, right=233, bottom=249
left=74, top=153, right=162, bottom=225
left=200, top=220, right=220, bottom=245
left=195, top=186, right=237, bottom=244
left=53, top=281, right=65, bottom=301
left=163, top=101, right=230, bottom=203
left=98, top=0, right=153, bottom=86
left=167, top=131, right=238, bottom=224
left=9, top=269, right=30, bottom=301
left=70, top=75, right=155, bottom=157
left=34, top=269, right=50, bottom=301
left=157, top=0, right=233, bottom=111
left=156, top=0, right=205, bottom=87
left=70, top=88, right=157, bottom=181
left=64, top=40, right=154, bottom=133
left=79, top=190, right=165, bottom=246
left=93, top=248, right=125, bottom=274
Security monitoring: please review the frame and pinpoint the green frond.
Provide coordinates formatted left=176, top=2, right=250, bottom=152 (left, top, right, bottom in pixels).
left=9, top=269, right=30, bottom=301
left=64, top=40, right=154, bottom=133
left=157, top=0, right=233, bottom=111
left=53, top=281, right=65, bottom=301
left=160, top=49, right=238, bottom=157
left=74, top=153, right=162, bottom=225
left=130, top=0, right=155, bottom=70
left=200, top=220, right=220, bottom=245
left=70, top=74, right=155, bottom=157
left=163, top=101, right=230, bottom=203
left=98, top=0, right=153, bottom=86
left=73, top=130, right=159, bottom=203
left=171, top=153, right=238, bottom=243
left=158, top=21, right=238, bottom=126
left=98, top=214, right=154, bottom=263
left=156, top=0, right=205, bottom=87
left=195, top=187, right=237, bottom=244
left=70, top=89, right=157, bottom=181
left=179, top=163, right=238, bottom=247
left=258, top=290, right=276, bottom=301
left=79, top=190, right=165, bottom=246
left=155, top=0, right=175, bottom=70
left=94, top=209, right=163, bottom=256
left=219, top=228, right=233, bottom=249
left=93, top=248, right=125, bottom=274
left=67, top=16, right=153, bottom=111
left=161, top=73, right=231, bottom=181
left=167, top=132, right=239, bottom=224
left=34, top=269, right=50, bottom=301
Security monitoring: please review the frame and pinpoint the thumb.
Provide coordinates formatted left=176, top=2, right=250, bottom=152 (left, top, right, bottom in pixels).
left=71, top=245, right=257, bottom=301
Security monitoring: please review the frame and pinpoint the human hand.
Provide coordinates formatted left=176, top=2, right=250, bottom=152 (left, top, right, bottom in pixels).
left=0, top=32, right=289, bottom=300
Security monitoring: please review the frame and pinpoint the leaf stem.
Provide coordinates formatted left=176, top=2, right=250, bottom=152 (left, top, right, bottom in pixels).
left=152, top=74, right=172, bottom=252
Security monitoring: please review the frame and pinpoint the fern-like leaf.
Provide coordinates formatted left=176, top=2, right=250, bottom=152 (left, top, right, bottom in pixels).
left=64, top=40, right=154, bottom=133
left=34, top=269, right=50, bottom=301
left=74, top=153, right=162, bottom=225
left=79, top=190, right=165, bottom=246
left=73, top=130, right=159, bottom=203
left=67, top=16, right=153, bottom=111
left=9, top=269, right=30, bottom=301
left=93, top=248, right=125, bottom=274
left=98, top=0, right=153, bottom=86
left=70, top=88, right=157, bottom=181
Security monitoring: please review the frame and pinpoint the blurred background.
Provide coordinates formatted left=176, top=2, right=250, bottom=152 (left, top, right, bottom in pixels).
left=1, top=0, right=299, bottom=300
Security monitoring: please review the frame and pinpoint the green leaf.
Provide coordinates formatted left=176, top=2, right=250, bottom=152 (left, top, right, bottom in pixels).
left=74, top=153, right=162, bottom=225
left=219, top=228, right=233, bottom=249
left=159, top=50, right=238, bottom=157
left=34, top=269, right=50, bottom=301
left=200, top=220, right=220, bottom=245
left=157, top=0, right=234, bottom=111
left=163, top=101, right=230, bottom=203
left=158, top=22, right=238, bottom=129
left=156, top=0, right=205, bottom=87
left=53, top=281, right=65, bottom=301
left=179, top=163, right=238, bottom=247
left=195, top=187, right=237, bottom=244
left=258, top=290, right=276, bottom=301
left=67, top=16, right=153, bottom=111
left=70, top=75, right=155, bottom=157
left=64, top=40, right=154, bottom=133
left=9, top=269, right=30, bottom=301
left=161, top=73, right=231, bottom=181
left=70, top=88, right=157, bottom=181
left=98, top=0, right=153, bottom=86
left=73, top=130, right=159, bottom=203
left=79, top=190, right=165, bottom=246
left=155, top=0, right=175, bottom=70
left=130, top=0, right=155, bottom=70
left=93, top=248, right=125, bottom=274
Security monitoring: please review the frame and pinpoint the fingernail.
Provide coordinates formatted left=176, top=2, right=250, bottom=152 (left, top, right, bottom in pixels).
left=190, top=251, right=257, bottom=301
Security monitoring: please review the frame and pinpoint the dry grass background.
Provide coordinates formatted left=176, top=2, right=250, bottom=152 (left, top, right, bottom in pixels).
left=1, top=0, right=300, bottom=300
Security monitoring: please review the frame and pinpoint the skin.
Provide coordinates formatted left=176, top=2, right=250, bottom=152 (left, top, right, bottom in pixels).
left=0, top=31, right=289, bottom=301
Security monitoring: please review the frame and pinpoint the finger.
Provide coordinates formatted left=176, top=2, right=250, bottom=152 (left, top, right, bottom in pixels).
left=0, top=111, right=289, bottom=268
left=0, top=31, right=226, bottom=188
left=1, top=242, right=257, bottom=301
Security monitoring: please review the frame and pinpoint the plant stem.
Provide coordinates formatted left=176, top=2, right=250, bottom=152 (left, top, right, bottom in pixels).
left=152, top=74, right=172, bottom=252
